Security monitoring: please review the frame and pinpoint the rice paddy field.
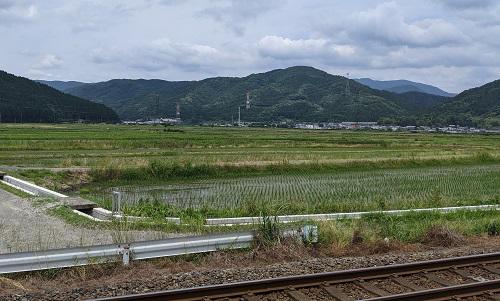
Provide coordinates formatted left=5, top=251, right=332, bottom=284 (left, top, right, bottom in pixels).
left=0, top=123, right=499, bottom=221
left=87, top=164, right=500, bottom=219
left=0, top=123, right=498, bottom=168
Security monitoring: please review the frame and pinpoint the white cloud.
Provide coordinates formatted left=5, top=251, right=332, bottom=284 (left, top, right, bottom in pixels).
left=28, top=68, right=53, bottom=78
left=35, top=54, right=63, bottom=69
left=0, top=1, right=37, bottom=25
left=198, top=0, right=285, bottom=35
left=1, top=0, right=499, bottom=92
left=91, top=39, right=246, bottom=73
left=257, top=35, right=356, bottom=61
left=329, top=2, right=467, bottom=48
left=438, top=0, right=494, bottom=9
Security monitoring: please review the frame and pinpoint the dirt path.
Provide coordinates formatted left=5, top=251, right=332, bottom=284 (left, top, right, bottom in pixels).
left=0, top=188, right=185, bottom=254
left=0, top=165, right=90, bottom=172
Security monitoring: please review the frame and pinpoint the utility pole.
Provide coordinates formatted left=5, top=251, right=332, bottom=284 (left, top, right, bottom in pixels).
left=155, top=94, right=160, bottom=119
left=238, top=106, right=241, bottom=126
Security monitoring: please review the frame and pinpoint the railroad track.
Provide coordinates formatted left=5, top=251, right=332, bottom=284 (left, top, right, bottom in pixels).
left=89, top=252, right=500, bottom=301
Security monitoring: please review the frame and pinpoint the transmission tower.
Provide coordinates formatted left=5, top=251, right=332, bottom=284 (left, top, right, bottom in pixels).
left=345, top=72, right=351, bottom=96
left=155, top=94, right=160, bottom=118
left=246, top=91, right=251, bottom=109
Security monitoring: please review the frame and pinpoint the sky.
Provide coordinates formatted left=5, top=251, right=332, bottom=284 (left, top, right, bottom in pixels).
left=1, top=0, right=499, bottom=93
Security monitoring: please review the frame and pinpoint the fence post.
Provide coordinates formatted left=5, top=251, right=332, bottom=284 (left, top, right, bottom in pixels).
left=120, top=245, right=130, bottom=266
left=301, top=225, right=318, bottom=243
left=112, top=191, right=122, bottom=216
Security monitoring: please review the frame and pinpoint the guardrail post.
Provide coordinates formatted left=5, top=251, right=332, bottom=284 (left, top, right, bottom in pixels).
left=301, top=225, right=318, bottom=243
left=121, top=245, right=130, bottom=266
left=112, top=191, right=122, bottom=215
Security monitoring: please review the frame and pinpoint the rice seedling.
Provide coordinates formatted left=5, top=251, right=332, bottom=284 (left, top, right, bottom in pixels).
left=86, top=164, right=500, bottom=219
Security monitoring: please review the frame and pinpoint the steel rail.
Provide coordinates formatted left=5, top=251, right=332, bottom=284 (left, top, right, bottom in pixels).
left=364, top=279, right=500, bottom=300
left=87, top=252, right=500, bottom=301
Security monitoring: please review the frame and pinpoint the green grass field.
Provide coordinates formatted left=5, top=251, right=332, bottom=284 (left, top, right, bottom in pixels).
left=1, top=124, right=499, bottom=222
left=0, top=123, right=499, bottom=168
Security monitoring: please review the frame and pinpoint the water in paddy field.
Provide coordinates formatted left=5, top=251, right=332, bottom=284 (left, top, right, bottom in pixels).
left=96, top=165, right=500, bottom=211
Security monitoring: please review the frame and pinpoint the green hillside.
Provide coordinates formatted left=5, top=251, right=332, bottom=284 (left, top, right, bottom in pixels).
left=58, top=66, right=499, bottom=127
left=380, top=91, right=451, bottom=114
left=434, top=80, right=500, bottom=128
left=0, top=71, right=119, bottom=123
left=66, top=66, right=413, bottom=122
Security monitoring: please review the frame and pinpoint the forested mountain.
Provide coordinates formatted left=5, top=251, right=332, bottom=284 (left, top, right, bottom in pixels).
left=379, top=91, right=450, bottom=114
left=378, top=80, right=500, bottom=128
left=355, top=78, right=455, bottom=97
left=36, top=66, right=498, bottom=127
left=432, top=80, right=500, bottom=128
left=65, top=66, right=447, bottom=123
left=36, top=80, right=87, bottom=92
left=0, top=71, right=119, bottom=123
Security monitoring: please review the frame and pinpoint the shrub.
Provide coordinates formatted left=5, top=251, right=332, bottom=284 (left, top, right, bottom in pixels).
left=486, top=220, right=500, bottom=236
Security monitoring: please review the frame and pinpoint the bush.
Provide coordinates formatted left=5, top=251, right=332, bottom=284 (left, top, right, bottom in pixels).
left=486, top=220, right=500, bottom=236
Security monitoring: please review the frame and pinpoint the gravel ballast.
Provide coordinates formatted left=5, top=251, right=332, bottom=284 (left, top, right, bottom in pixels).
left=1, top=238, right=499, bottom=301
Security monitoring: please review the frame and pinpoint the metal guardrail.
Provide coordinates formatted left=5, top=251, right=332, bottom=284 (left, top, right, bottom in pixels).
left=0, top=232, right=255, bottom=274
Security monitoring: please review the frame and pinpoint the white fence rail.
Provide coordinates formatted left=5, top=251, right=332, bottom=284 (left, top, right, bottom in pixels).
left=2, top=176, right=67, bottom=198
left=205, top=205, right=500, bottom=225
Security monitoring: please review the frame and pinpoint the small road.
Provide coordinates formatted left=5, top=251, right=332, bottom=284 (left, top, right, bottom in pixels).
left=0, top=188, right=185, bottom=254
left=0, top=165, right=90, bottom=172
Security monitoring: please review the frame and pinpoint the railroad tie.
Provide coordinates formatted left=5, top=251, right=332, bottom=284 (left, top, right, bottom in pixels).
left=425, top=273, right=455, bottom=286
left=483, top=265, right=500, bottom=276
left=392, top=276, right=425, bottom=291
left=450, top=268, right=478, bottom=283
left=322, top=285, right=354, bottom=301
left=243, top=294, right=262, bottom=301
left=286, top=288, right=310, bottom=301
left=485, top=291, right=500, bottom=301
left=356, top=280, right=391, bottom=297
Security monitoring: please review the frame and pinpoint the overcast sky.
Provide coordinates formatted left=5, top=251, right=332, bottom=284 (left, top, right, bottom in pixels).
left=1, top=0, right=499, bottom=93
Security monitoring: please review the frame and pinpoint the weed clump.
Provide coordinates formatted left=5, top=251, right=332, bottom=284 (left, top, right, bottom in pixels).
left=255, top=215, right=282, bottom=247
left=351, top=229, right=364, bottom=245
left=486, top=220, right=500, bottom=236
left=421, top=225, right=464, bottom=247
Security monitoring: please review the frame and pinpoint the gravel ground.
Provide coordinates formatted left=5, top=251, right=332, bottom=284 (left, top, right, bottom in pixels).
left=1, top=238, right=499, bottom=301
left=0, top=188, right=186, bottom=253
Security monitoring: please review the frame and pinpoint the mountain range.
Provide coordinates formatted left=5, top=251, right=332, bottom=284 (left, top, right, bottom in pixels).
left=1, top=66, right=498, bottom=128
left=40, top=66, right=452, bottom=124
left=0, top=71, right=118, bottom=123
left=354, top=78, right=456, bottom=97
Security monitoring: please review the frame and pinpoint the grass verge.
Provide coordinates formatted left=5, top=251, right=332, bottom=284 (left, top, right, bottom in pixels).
left=0, top=181, right=31, bottom=198
left=90, top=152, right=499, bottom=183
left=318, top=209, right=500, bottom=251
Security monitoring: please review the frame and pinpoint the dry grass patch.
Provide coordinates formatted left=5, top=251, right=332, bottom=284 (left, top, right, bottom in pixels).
left=421, top=225, right=465, bottom=247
